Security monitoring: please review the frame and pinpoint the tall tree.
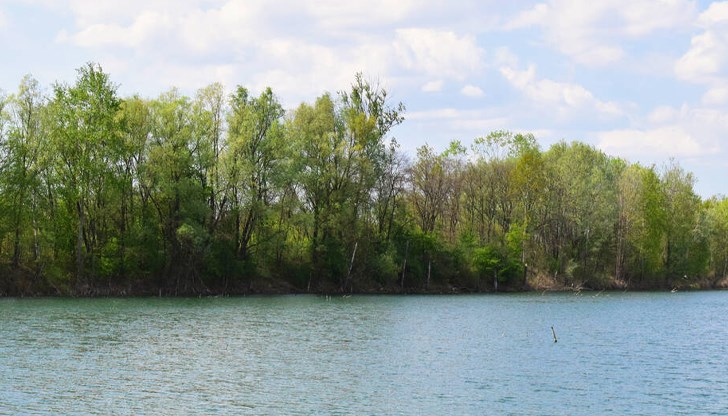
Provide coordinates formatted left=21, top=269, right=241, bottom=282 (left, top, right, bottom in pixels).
left=1, top=76, right=47, bottom=270
left=49, top=63, right=122, bottom=286
left=615, top=164, right=666, bottom=285
left=410, top=144, right=452, bottom=235
left=193, top=83, right=226, bottom=232
left=144, top=88, right=210, bottom=292
left=705, top=197, right=728, bottom=282
left=225, top=86, right=285, bottom=262
left=289, top=93, right=339, bottom=283
left=117, top=96, right=156, bottom=278
left=661, top=161, right=709, bottom=283
left=372, top=141, right=408, bottom=241
left=288, top=75, right=404, bottom=289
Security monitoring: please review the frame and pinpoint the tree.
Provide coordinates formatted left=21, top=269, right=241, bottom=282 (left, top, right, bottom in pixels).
left=289, top=75, right=404, bottom=290
left=471, top=130, right=537, bottom=162
left=143, top=88, right=211, bottom=292
left=117, top=96, right=154, bottom=278
left=615, top=164, right=666, bottom=285
left=538, top=142, right=619, bottom=284
left=2, top=69, right=726, bottom=294
left=49, top=63, right=123, bottom=286
left=224, top=86, right=285, bottom=262
left=705, top=197, right=728, bottom=282
left=371, top=141, right=408, bottom=241
left=410, top=145, right=453, bottom=235
left=1, top=75, right=47, bottom=271
left=193, top=83, right=226, bottom=233
left=661, top=160, right=708, bottom=284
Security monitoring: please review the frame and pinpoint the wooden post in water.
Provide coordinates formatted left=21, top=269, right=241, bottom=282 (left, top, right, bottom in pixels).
left=551, top=326, right=558, bottom=343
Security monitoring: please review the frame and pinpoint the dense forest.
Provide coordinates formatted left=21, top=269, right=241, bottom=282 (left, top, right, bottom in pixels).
left=0, top=63, right=727, bottom=296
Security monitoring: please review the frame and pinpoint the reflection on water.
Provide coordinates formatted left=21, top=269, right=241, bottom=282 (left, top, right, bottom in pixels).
left=1, top=292, right=727, bottom=415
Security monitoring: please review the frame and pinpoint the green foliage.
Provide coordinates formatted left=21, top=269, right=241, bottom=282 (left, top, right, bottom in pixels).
left=705, top=197, right=728, bottom=280
left=369, top=243, right=401, bottom=286
left=0, top=67, right=721, bottom=294
left=472, top=243, right=522, bottom=288
left=660, top=161, right=709, bottom=282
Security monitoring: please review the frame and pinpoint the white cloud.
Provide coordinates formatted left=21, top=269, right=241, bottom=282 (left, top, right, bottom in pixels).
left=252, top=41, right=366, bottom=105
left=675, top=31, right=728, bottom=83
left=51, top=0, right=405, bottom=103
left=394, top=28, right=485, bottom=80
left=407, top=108, right=474, bottom=121
left=151, top=63, right=238, bottom=94
left=304, top=0, right=417, bottom=30
left=620, top=1, right=696, bottom=36
left=598, top=104, right=728, bottom=161
left=597, top=127, right=705, bottom=158
left=648, top=105, right=681, bottom=124
left=393, top=106, right=512, bottom=156
left=243, top=37, right=403, bottom=108
left=51, top=0, right=487, bottom=102
left=675, top=2, right=728, bottom=85
left=59, top=10, right=171, bottom=48
left=493, top=46, right=519, bottom=68
left=702, top=85, right=728, bottom=105
left=58, top=1, right=266, bottom=54
left=460, top=84, right=484, bottom=97
left=500, top=64, right=623, bottom=119
left=405, top=108, right=510, bottom=140
left=64, top=0, right=205, bottom=28
left=698, top=1, right=728, bottom=25
left=421, top=80, right=443, bottom=93
left=0, top=10, right=7, bottom=29
left=506, top=0, right=696, bottom=66
left=56, top=0, right=419, bottom=59
left=505, top=3, right=549, bottom=29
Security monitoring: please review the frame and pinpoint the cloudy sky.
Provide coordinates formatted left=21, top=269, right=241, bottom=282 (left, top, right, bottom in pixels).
left=1, top=0, right=727, bottom=197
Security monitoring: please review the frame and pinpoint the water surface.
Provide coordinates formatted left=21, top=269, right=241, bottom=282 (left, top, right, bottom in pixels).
left=1, top=292, right=727, bottom=415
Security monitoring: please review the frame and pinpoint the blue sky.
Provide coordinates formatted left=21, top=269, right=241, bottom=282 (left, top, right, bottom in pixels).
left=1, top=0, right=727, bottom=197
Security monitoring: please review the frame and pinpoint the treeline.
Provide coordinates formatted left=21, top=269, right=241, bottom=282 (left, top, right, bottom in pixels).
left=0, top=64, right=727, bottom=295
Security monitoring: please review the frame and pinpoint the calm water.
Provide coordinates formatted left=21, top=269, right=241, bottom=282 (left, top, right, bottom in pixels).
left=1, top=292, right=727, bottom=415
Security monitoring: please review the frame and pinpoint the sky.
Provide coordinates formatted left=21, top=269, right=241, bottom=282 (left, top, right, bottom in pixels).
left=1, top=0, right=727, bottom=198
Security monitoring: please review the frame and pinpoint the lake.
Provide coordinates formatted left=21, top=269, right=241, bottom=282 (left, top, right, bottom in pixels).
left=1, top=292, right=727, bottom=415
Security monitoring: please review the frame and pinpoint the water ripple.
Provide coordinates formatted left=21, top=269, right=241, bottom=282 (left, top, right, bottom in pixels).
left=1, top=292, right=727, bottom=415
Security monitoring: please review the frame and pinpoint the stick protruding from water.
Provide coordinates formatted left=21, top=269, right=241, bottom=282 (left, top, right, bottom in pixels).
left=551, top=326, right=558, bottom=343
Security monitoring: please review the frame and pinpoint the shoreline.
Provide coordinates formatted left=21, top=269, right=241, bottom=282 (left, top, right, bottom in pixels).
left=2, top=279, right=726, bottom=298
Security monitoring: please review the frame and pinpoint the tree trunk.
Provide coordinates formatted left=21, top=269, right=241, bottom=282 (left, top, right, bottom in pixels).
left=426, top=258, right=431, bottom=290
left=76, top=200, right=85, bottom=283
left=239, top=208, right=256, bottom=259
left=344, top=241, right=357, bottom=292
left=400, top=240, right=409, bottom=289
left=13, top=225, right=21, bottom=269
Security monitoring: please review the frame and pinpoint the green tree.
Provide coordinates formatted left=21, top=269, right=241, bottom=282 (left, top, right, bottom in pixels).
left=410, top=144, right=453, bottom=235
left=48, top=63, right=123, bottom=286
left=371, top=141, right=408, bottom=241
left=143, top=88, right=210, bottom=292
left=661, top=161, right=709, bottom=284
left=1, top=76, right=47, bottom=270
left=538, top=142, right=619, bottom=285
left=616, top=164, right=666, bottom=285
left=117, top=96, right=160, bottom=279
left=705, top=197, right=728, bottom=282
left=224, top=86, right=286, bottom=262
left=289, top=76, right=403, bottom=290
